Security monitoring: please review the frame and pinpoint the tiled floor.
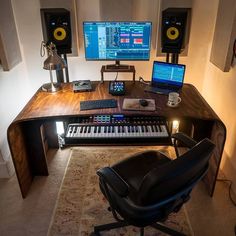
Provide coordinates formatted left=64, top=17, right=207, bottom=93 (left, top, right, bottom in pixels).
left=0, top=147, right=235, bottom=236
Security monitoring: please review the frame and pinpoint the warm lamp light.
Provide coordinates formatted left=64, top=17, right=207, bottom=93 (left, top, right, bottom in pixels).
left=172, top=120, right=180, bottom=133
left=42, top=42, right=67, bottom=92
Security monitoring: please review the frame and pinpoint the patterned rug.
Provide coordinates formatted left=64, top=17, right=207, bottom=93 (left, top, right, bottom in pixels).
left=47, top=147, right=193, bottom=236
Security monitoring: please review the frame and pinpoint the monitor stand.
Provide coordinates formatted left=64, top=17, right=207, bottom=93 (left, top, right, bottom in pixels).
left=101, top=62, right=136, bottom=83
left=105, top=60, right=130, bottom=70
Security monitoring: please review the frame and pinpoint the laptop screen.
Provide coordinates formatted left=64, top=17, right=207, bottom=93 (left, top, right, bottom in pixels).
left=151, top=61, right=186, bottom=88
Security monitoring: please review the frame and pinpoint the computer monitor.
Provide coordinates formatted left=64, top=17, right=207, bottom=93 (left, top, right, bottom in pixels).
left=83, top=21, right=152, bottom=69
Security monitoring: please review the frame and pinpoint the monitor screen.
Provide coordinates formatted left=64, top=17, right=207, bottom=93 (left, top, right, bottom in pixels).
left=152, top=61, right=185, bottom=87
left=83, top=21, right=152, bottom=61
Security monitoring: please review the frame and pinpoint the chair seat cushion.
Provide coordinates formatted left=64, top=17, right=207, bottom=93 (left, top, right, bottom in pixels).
left=112, top=150, right=171, bottom=201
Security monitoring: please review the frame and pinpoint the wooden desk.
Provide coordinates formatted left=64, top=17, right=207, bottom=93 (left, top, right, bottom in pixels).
left=7, top=81, right=226, bottom=198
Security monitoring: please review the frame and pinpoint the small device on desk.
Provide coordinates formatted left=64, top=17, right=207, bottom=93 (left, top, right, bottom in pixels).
left=109, top=81, right=125, bottom=95
left=73, top=80, right=92, bottom=92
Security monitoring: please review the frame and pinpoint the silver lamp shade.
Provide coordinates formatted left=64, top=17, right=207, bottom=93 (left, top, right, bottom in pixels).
left=43, top=53, right=67, bottom=70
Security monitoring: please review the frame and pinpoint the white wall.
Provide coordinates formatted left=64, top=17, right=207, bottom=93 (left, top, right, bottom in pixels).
left=0, top=0, right=48, bottom=176
left=188, top=0, right=236, bottom=193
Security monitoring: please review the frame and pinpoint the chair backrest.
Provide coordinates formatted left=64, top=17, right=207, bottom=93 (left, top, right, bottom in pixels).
left=138, top=138, right=215, bottom=205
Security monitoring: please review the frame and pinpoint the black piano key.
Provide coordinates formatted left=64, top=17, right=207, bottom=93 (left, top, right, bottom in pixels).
left=153, top=125, right=157, bottom=132
left=88, top=126, right=91, bottom=133
left=141, top=126, right=145, bottom=132
left=122, top=126, right=125, bottom=133
left=80, top=126, right=84, bottom=133
left=151, top=125, right=155, bottom=132
left=160, top=125, right=165, bottom=132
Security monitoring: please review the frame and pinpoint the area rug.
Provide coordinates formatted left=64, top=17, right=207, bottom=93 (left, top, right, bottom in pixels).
left=47, top=147, right=193, bottom=236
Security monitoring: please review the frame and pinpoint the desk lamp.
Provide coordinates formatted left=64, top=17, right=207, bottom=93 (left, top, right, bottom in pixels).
left=42, top=42, right=67, bottom=92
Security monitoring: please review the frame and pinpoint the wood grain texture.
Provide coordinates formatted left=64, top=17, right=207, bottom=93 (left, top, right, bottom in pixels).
left=7, top=81, right=226, bottom=198
left=7, top=123, right=33, bottom=198
left=14, top=82, right=220, bottom=120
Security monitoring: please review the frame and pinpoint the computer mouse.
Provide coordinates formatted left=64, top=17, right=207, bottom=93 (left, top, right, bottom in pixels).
left=139, top=99, right=148, bottom=107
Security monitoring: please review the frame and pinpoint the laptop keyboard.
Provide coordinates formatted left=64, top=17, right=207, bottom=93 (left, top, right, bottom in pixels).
left=145, top=86, right=177, bottom=95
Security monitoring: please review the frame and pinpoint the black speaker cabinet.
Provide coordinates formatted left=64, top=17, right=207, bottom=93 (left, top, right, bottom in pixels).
left=40, top=8, right=72, bottom=54
left=161, top=8, right=189, bottom=54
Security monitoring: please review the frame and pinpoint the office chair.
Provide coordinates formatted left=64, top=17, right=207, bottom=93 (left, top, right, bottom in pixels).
left=93, top=132, right=215, bottom=236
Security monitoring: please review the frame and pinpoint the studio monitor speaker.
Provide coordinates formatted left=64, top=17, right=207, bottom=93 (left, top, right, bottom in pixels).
left=161, top=8, right=190, bottom=54
left=40, top=8, right=72, bottom=54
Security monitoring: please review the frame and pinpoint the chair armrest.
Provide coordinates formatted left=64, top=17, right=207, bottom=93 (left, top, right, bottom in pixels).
left=97, top=167, right=129, bottom=197
left=172, top=132, right=197, bottom=148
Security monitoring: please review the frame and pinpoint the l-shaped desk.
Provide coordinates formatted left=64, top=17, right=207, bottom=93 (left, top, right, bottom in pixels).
left=7, top=81, right=226, bottom=198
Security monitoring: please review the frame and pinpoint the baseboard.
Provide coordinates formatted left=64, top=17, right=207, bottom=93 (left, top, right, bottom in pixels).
left=0, top=157, right=15, bottom=178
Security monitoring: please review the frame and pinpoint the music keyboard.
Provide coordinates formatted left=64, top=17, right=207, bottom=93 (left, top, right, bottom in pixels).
left=64, top=114, right=171, bottom=145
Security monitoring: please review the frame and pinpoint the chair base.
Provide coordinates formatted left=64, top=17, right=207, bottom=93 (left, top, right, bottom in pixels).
left=94, top=221, right=186, bottom=236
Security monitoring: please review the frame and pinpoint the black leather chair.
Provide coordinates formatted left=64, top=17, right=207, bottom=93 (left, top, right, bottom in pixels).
left=93, top=133, right=215, bottom=236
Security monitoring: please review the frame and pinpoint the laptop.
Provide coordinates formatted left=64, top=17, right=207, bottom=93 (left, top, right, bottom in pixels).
left=145, top=61, right=186, bottom=95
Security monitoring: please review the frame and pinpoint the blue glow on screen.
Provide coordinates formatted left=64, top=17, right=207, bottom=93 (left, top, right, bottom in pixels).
left=152, top=61, right=185, bottom=86
left=83, top=22, right=152, bottom=61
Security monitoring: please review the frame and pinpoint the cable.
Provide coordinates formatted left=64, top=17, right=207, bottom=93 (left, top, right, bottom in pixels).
left=233, top=39, right=236, bottom=58
left=114, top=72, right=118, bottom=81
left=138, top=76, right=150, bottom=85
left=217, top=178, right=236, bottom=235
left=231, top=39, right=236, bottom=65
left=216, top=178, right=236, bottom=206
left=40, top=41, right=46, bottom=57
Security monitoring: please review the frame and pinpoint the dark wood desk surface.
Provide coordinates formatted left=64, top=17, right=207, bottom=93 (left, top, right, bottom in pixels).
left=7, top=81, right=226, bottom=198
left=15, top=82, right=219, bottom=120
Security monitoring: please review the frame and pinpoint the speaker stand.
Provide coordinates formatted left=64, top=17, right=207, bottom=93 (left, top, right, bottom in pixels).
left=63, top=54, right=70, bottom=83
left=166, top=53, right=179, bottom=64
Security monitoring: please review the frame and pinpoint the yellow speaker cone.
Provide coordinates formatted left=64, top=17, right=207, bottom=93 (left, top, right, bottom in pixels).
left=166, top=27, right=179, bottom=40
left=53, top=27, right=66, bottom=41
